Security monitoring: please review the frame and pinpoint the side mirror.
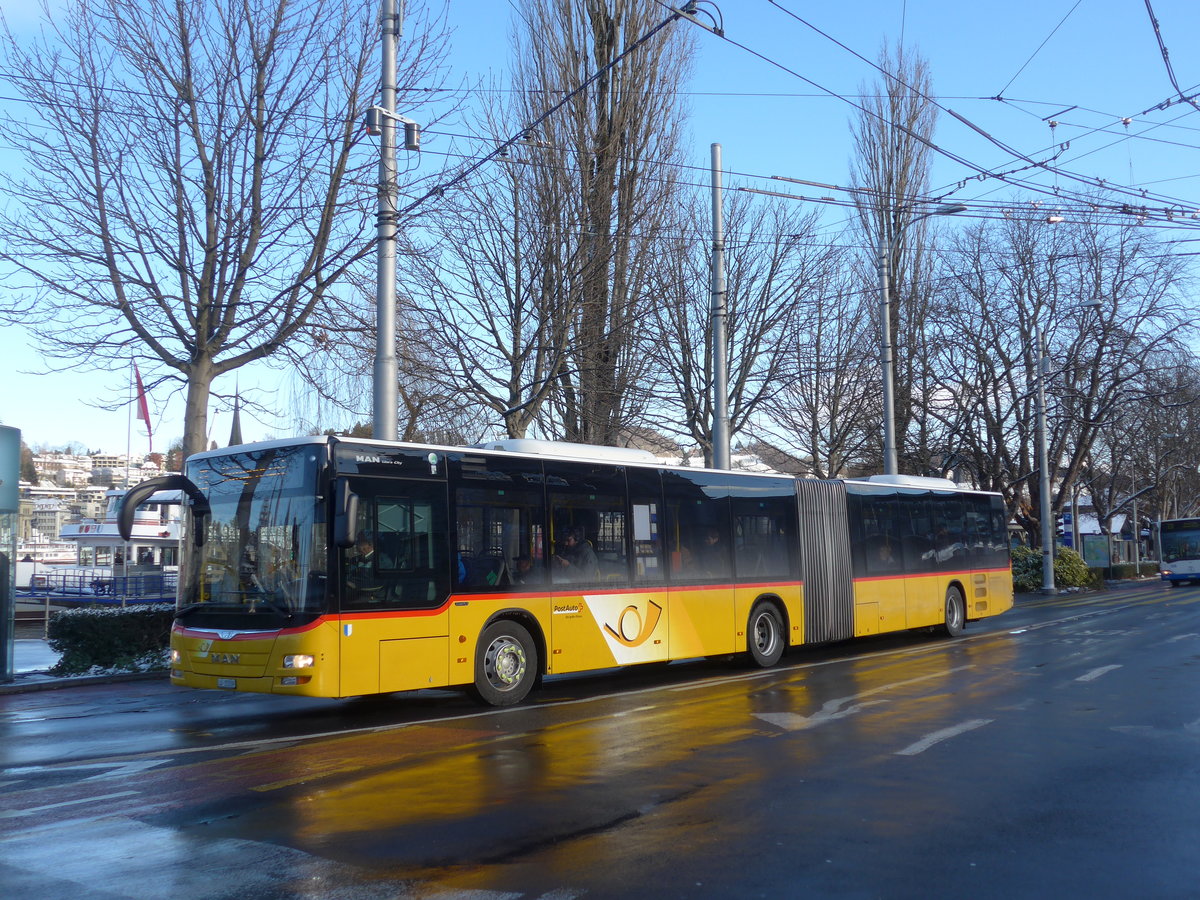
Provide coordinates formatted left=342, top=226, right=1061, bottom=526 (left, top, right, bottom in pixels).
left=118, top=474, right=211, bottom=548
left=333, top=479, right=359, bottom=548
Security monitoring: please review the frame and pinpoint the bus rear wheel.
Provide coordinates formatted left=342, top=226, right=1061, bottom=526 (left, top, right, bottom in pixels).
left=941, top=586, right=966, bottom=637
left=747, top=603, right=785, bottom=667
left=473, top=620, right=538, bottom=707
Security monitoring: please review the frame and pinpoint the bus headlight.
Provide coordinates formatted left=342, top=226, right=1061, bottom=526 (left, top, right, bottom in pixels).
left=170, top=649, right=182, bottom=665
left=283, top=654, right=314, bottom=669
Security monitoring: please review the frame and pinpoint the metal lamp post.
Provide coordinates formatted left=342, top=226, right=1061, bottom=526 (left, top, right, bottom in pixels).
left=710, top=143, right=730, bottom=470
left=1034, top=327, right=1056, bottom=593
left=1038, top=297, right=1102, bottom=593
left=879, top=203, right=966, bottom=475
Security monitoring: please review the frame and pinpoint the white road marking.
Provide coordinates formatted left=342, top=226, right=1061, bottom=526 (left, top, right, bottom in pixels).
left=0, top=790, right=140, bottom=820
left=896, top=719, right=993, bottom=756
left=1076, top=664, right=1122, bottom=682
left=754, top=666, right=973, bottom=732
left=3, top=759, right=170, bottom=782
left=756, top=701, right=886, bottom=732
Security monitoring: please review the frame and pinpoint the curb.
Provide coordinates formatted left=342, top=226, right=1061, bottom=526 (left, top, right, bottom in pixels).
left=0, top=670, right=167, bottom=695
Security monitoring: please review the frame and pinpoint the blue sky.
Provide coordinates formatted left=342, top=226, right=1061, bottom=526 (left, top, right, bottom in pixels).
left=2, top=0, right=1198, bottom=453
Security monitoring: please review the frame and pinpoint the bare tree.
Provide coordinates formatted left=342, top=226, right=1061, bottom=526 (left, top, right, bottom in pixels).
left=930, top=209, right=1194, bottom=544
left=399, top=89, right=578, bottom=440
left=516, top=0, right=694, bottom=444
left=1133, top=365, right=1200, bottom=521
left=764, top=262, right=879, bottom=478
left=341, top=0, right=694, bottom=447
left=0, top=0, right=451, bottom=456
left=290, top=283, right=484, bottom=445
left=850, top=44, right=941, bottom=471
left=650, top=191, right=839, bottom=466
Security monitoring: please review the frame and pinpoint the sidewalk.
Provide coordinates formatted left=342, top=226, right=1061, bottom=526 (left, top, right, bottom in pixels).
left=15, top=638, right=61, bottom=673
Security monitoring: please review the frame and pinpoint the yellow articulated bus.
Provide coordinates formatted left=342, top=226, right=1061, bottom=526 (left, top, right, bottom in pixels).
left=120, top=436, right=1013, bottom=706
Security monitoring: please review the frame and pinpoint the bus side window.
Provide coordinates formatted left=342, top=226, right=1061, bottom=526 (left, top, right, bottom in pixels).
left=342, top=492, right=449, bottom=610
left=863, top=497, right=902, bottom=575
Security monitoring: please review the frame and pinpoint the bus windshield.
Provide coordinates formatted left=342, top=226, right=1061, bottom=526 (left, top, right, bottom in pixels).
left=1160, top=520, right=1200, bottom=564
left=178, top=444, right=327, bottom=625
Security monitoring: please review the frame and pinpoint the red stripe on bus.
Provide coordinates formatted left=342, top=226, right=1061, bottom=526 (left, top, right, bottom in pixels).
left=172, top=579, right=810, bottom=636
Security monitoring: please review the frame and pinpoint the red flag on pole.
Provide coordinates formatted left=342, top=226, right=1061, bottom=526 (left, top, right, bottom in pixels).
left=133, top=363, right=153, bottom=452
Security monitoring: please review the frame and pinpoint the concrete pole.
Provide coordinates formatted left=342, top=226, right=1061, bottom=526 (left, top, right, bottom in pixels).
left=373, top=0, right=401, bottom=441
left=710, top=143, right=730, bottom=470
left=1133, top=490, right=1141, bottom=574
left=0, top=425, right=17, bottom=682
left=877, top=204, right=964, bottom=476
left=1071, top=486, right=1081, bottom=554
left=1036, top=327, right=1056, bottom=594
left=878, top=234, right=898, bottom=476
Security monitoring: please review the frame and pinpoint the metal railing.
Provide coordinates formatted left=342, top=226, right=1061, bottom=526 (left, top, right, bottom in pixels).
left=27, top=569, right=177, bottom=600
left=18, top=570, right=177, bottom=637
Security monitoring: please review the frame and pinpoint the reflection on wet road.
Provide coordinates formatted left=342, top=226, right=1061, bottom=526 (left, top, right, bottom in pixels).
left=4, top=583, right=1200, bottom=898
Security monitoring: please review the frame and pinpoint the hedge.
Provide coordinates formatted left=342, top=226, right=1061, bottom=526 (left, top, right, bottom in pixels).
left=46, top=604, right=174, bottom=676
left=1011, top=545, right=1096, bottom=593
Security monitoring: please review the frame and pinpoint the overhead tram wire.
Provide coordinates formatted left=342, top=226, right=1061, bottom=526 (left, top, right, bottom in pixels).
left=768, top=0, right=1199, bottom=216
left=1143, top=0, right=1200, bottom=112
left=5, top=61, right=1193, bottom=227
left=413, top=130, right=1200, bottom=241
left=761, top=0, right=1200, bottom=223
left=763, top=0, right=1198, bottom=213
left=994, top=0, right=1086, bottom=98
left=4, top=13, right=1195, bottom=222
left=3, top=70, right=1189, bottom=217
left=992, top=92, right=1200, bottom=179
left=417, top=122, right=1200, bottom=245
left=393, top=4, right=717, bottom=222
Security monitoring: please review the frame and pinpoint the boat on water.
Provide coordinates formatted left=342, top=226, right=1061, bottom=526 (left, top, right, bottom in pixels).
left=14, top=537, right=82, bottom=589
left=20, top=488, right=181, bottom=603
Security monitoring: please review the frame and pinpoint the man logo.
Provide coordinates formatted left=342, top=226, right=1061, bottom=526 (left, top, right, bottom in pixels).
left=603, top=600, right=663, bottom=648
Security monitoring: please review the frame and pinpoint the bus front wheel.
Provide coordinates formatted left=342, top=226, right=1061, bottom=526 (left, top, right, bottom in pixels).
left=941, top=586, right=966, bottom=637
left=472, top=620, right=538, bottom=707
left=747, top=603, right=785, bottom=667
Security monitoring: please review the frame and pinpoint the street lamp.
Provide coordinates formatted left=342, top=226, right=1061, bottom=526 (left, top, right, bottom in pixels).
left=879, top=202, right=966, bottom=475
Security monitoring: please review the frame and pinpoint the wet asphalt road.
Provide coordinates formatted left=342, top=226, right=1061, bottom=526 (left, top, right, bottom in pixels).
left=2, top=581, right=1199, bottom=899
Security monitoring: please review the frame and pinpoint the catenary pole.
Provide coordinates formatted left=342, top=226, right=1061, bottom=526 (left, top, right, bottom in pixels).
left=373, top=0, right=401, bottom=441
left=1036, top=327, right=1056, bottom=594
left=710, top=143, right=730, bottom=469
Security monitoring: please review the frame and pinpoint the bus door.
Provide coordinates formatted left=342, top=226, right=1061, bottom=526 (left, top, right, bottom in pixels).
left=337, top=478, right=452, bottom=696
left=663, top=472, right=736, bottom=658
left=544, top=463, right=670, bottom=670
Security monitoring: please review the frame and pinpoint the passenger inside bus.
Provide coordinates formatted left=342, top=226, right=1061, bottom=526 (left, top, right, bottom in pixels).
left=346, top=535, right=384, bottom=603
left=513, top=554, right=543, bottom=584
left=553, top=526, right=599, bottom=582
left=695, top=527, right=729, bottom=577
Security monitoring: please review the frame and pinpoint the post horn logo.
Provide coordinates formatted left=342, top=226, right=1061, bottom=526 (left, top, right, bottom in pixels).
left=603, top=599, right=664, bottom=647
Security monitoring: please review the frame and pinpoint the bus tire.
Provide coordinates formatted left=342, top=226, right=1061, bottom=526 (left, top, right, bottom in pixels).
left=941, top=586, right=966, bottom=637
left=472, top=620, right=538, bottom=707
left=747, top=602, right=785, bottom=668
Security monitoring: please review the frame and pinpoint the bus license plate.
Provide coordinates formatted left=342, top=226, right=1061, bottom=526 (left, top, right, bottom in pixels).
left=218, top=677, right=236, bottom=690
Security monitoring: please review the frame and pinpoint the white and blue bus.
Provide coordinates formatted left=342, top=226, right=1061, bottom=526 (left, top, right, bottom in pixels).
left=1159, top=518, right=1200, bottom=586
